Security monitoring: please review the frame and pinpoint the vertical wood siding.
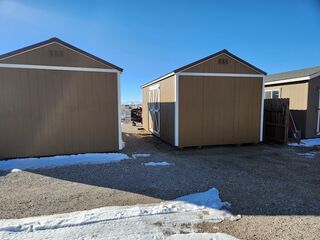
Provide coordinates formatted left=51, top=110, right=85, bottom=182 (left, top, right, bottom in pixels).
left=141, top=76, right=175, bottom=145
left=0, top=68, right=118, bottom=159
left=306, top=76, right=320, bottom=138
left=179, top=76, right=262, bottom=147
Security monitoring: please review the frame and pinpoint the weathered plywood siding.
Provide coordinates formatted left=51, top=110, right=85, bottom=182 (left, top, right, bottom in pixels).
left=0, top=68, right=118, bottom=159
left=141, top=76, right=175, bottom=145
left=265, top=83, right=308, bottom=110
left=0, top=42, right=111, bottom=69
left=179, top=76, right=262, bottom=147
left=182, top=53, right=260, bottom=74
left=306, top=76, right=320, bottom=138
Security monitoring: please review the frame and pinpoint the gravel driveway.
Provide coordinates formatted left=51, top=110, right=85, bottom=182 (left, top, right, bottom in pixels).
left=0, top=123, right=319, bottom=239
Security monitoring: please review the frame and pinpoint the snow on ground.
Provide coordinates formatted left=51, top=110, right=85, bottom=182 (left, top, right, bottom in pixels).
left=132, top=153, right=151, bottom=159
left=144, top=161, right=174, bottom=166
left=0, top=153, right=130, bottom=171
left=176, top=188, right=231, bottom=209
left=167, top=233, right=238, bottom=240
left=289, top=138, right=320, bottom=147
left=296, top=152, right=317, bottom=159
left=0, top=188, right=239, bottom=240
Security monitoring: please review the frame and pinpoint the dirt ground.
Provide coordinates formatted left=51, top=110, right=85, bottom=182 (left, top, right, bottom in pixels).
left=0, top=123, right=319, bottom=239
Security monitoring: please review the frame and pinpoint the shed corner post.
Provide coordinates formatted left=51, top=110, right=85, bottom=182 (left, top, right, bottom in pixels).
left=174, top=73, right=180, bottom=147
left=117, top=71, right=123, bottom=150
left=260, top=75, right=266, bottom=142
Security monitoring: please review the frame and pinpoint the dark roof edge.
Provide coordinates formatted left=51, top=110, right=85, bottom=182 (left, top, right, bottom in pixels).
left=0, top=37, right=123, bottom=72
left=173, top=49, right=267, bottom=75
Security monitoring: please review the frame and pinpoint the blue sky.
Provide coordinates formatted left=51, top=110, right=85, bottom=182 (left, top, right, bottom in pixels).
left=0, top=0, right=319, bottom=103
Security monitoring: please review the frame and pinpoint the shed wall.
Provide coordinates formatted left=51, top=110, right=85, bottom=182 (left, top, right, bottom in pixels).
left=182, top=53, right=261, bottom=74
left=179, top=76, right=262, bottom=147
left=306, top=76, right=320, bottom=138
left=0, top=42, right=111, bottom=69
left=0, top=68, right=119, bottom=159
left=142, top=76, right=175, bottom=145
left=265, top=82, right=308, bottom=110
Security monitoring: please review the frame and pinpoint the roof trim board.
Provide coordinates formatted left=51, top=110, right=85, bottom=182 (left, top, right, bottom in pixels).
left=0, top=37, right=123, bottom=72
left=0, top=63, right=120, bottom=73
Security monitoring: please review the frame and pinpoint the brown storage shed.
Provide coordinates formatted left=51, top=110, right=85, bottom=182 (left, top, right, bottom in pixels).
left=141, top=50, right=266, bottom=148
left=0, top=37, right=123, bottom=159
left=265, top=66, right=320, bottom=138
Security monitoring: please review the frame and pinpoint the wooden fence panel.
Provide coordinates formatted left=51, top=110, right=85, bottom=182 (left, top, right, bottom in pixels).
left=264, top=99, right=289, bottom=144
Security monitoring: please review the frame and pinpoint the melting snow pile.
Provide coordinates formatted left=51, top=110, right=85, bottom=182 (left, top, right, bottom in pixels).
left=132, top=153, right=151, bottom=159
left=0, top=188, right=239, bottom=240
left=289, top=138, right=320, bottom=147
left=144, top=161, right=174, bottom=166
left=176, top=188, right=231, bottom=209
left=0, top=153, right=130, bottom=171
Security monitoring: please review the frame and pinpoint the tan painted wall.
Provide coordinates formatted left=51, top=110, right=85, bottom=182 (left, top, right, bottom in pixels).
left=0, top=68, right=119, bottom=159
left=265, top=82, right=308, bottom=110
left=179, top=76, right=262, bottom=147
left=306, top=76, right=320, bottom=138
left=0, top=42, right=112, bottom=69
left=141, top=75, right=175, bottom=145
left=182, top=53, right=260, bottom=74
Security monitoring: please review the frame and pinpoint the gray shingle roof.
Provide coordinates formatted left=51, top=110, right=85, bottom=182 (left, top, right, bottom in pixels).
left=266, top=66, right=320, bottom=83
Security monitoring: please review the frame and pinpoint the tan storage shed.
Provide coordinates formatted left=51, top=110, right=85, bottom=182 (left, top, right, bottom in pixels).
left=142, top=50, right=266, bottom=148
left=265, top=66, right=320, bottom=138
left=0, top=38, right=123, bottom=159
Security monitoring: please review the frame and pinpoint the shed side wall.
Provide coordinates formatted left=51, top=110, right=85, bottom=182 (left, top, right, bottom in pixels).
left=141, top=76, right=175, bottom=145
left=306, top=76, right=320, bottom=138
left=0, top=68, right=118, bottom=159
left=265, top=82, right=308, bottom=137
left=179, top=76, right=262, bottom=147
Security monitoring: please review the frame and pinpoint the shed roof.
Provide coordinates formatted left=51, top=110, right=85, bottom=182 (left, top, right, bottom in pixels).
left=266, top=66, right=320, bottom=84
left=142, top=49, right=266, bottom=88
left=0, top=37, right=123, bottom=72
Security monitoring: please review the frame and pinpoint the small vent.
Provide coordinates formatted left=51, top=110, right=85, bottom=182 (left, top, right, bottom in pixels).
left=49, top=50, right=64, bottom=57
left=218, top=58, right=228, bottom=64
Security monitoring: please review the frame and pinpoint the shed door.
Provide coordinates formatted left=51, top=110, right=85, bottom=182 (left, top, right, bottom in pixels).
left=148, top=85, right=160, bottom=136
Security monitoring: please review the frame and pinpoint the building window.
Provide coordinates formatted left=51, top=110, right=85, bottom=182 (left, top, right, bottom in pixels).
left=265, top=90, right=280, bottom=99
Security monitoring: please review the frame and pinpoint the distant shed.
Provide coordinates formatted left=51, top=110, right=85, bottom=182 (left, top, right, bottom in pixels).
left=141, top=50, right=266, bottom=148
left=265, top=66, right=320, bottom=138
left=0, top=38, right=123, bottom=159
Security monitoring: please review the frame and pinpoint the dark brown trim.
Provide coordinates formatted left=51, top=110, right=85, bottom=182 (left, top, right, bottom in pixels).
left=0, top=37, right=123, bottom=72
left=173, top=49, right=267, bottom=75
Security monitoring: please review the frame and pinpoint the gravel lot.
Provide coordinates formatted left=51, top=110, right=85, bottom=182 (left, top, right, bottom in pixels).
left=0, top=123, right=319, bottom=239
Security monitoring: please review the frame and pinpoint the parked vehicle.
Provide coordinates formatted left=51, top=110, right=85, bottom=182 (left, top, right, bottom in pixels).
left=131, top=107, right=142, bottom=126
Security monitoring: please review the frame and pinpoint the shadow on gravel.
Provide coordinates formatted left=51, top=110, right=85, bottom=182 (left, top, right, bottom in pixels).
left=24, top=130, right=320, bottom=217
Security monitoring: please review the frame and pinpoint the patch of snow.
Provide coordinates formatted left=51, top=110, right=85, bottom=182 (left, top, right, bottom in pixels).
left=176, top=188, right=231, bottom=210
left=0, top=188, right=239, bottom=240
left=10, top=169, right=22, bottom=173
left=132, top=153, right=151, bottom=159
left=0, top=153, right=130, bottom=171
left=296, top=152, right=317, bottom=159
left=289, top=138, right=320, bottom=147
left=167, top=233, right=238, bottom=240
left=144, top=161, right=174, bottom=166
